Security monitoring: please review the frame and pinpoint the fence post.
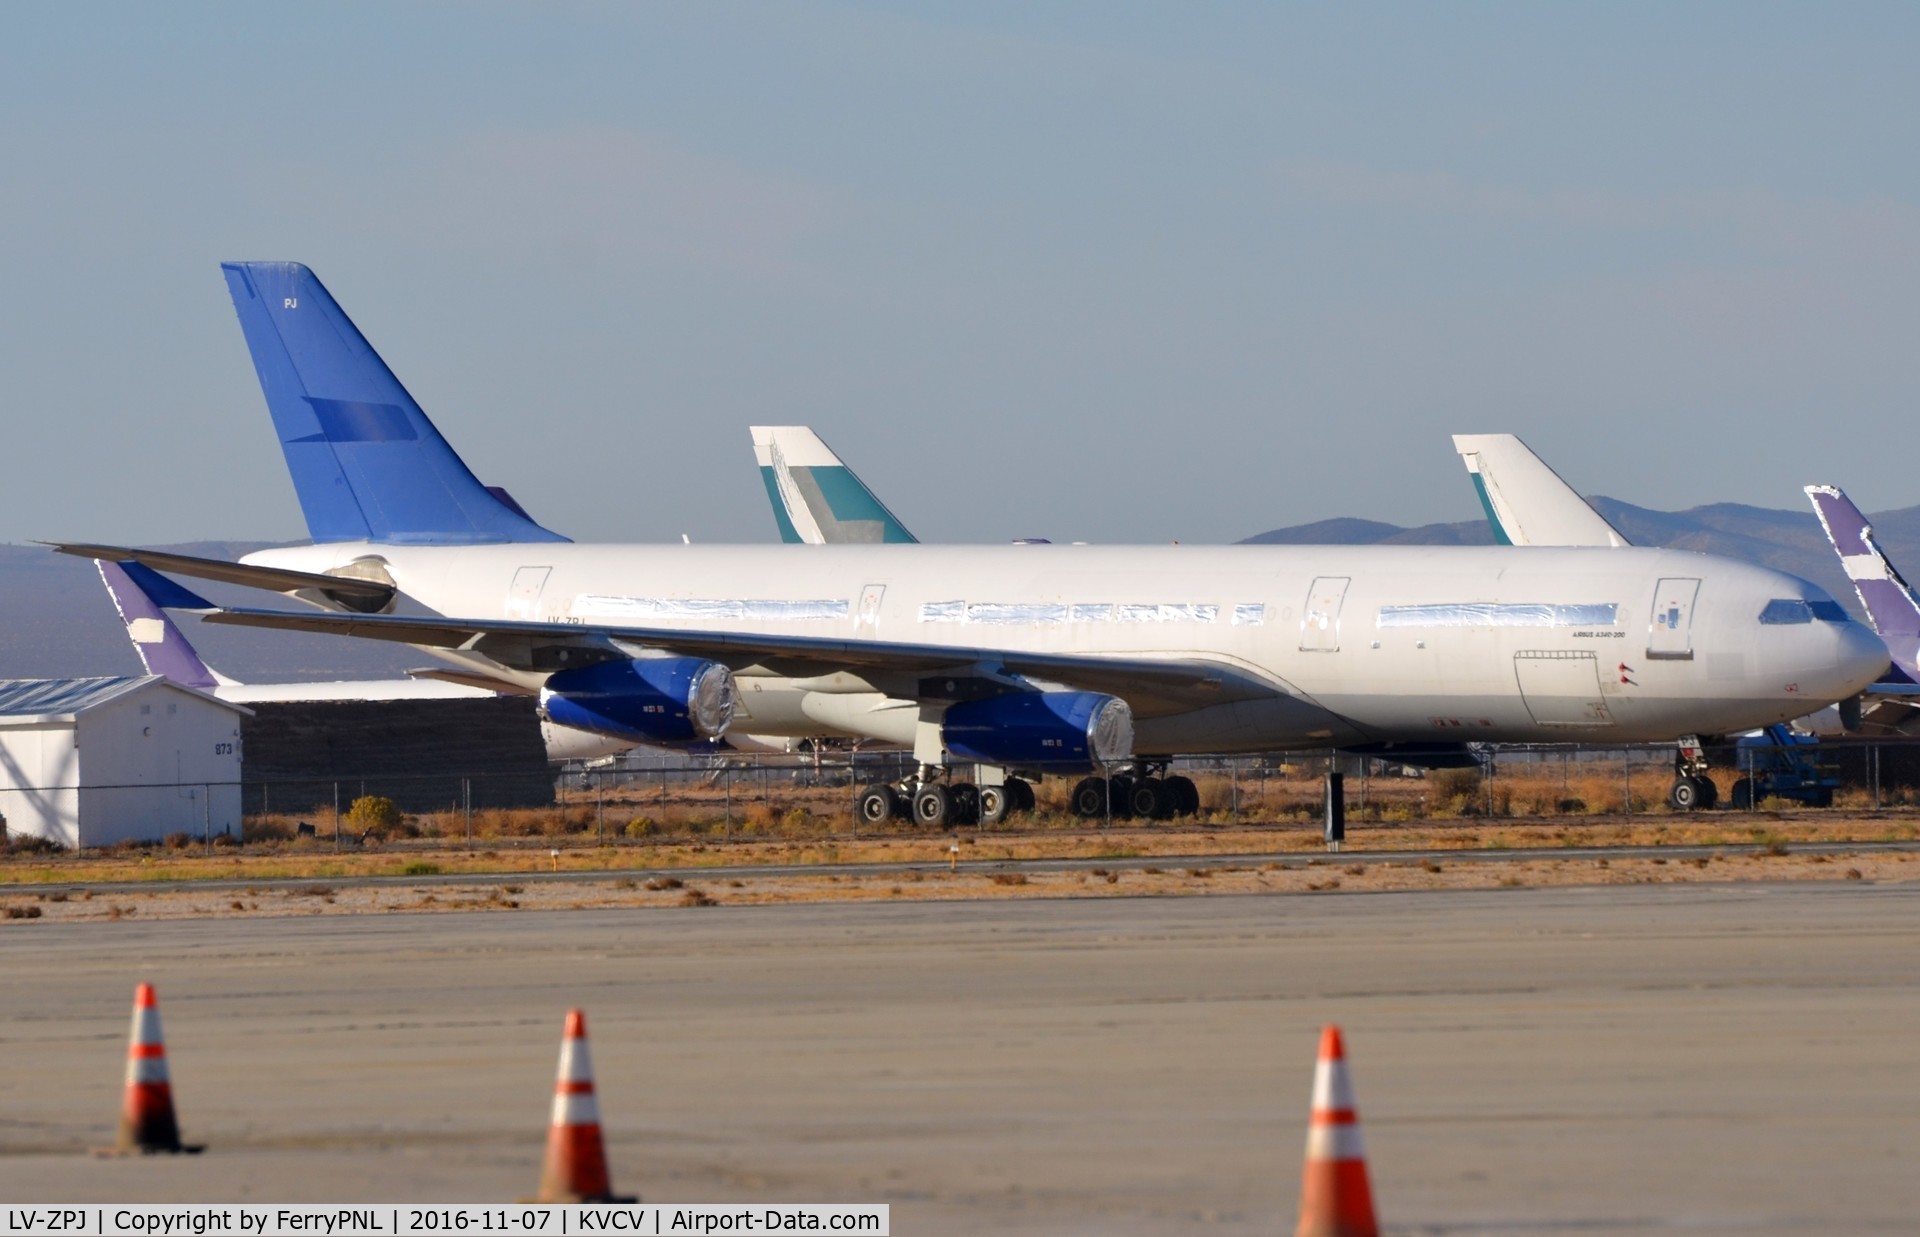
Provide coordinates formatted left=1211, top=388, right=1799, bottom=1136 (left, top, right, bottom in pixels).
left=596, top=772, right=604, bottom=846
left=724, top=763, right=732, bottom=836
left=333, top=782, right=340, bottom=851
left=203, top=785, right=211, bottom=856
left=464, top=777, right=472, bottom=851
left=1623, top=751, right=1632, bottom=816
left=1230, top=759, right=1240, bottom=823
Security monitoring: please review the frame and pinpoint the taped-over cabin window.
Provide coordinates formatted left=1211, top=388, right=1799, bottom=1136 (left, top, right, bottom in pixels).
left=576, top=596, right=850, bottom=622
left=919, top=601, right=1218, bottom=624
left=1232, top=604, right=1266, bottom=626
left=1377, top=602, right=1618, bottom=629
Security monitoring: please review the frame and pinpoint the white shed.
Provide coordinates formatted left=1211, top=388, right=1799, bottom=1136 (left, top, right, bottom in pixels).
left=0, top=676, right=249, bottom=849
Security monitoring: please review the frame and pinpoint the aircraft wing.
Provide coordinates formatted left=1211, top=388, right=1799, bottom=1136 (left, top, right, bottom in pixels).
left=201, top=606, right=1284, bottom=715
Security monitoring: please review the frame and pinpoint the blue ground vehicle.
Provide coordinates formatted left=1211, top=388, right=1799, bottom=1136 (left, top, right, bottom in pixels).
left=1729, top=725, right=1841, bottom=809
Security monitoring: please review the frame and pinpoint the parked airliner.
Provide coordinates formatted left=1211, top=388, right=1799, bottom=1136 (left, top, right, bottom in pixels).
left=54, top=264, right=1889, bottom=827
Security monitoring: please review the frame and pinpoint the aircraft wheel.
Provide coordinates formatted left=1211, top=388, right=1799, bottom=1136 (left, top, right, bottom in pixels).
left=1070, top=777, right=1109, bottom=818
left=855, top=784, right=897, bottom=825
left=1164, top=774, right=1200, bottom=817
left=951, top=783, right=982, bottom=826
left=1808, top=788, right=1834, bottom=809
left=1129, top=777, right=1170, bottom=821
left=977, top=784, right=1009, bottom=826
left=1694, top=776, right=1719, bottom=809
left=1667, top=777, right=1702, bottom=812
left=1007, top=778, right=1035, bottom=813
left=913, top=785, right=952, bottom=828
left=1730, top=778, right=1756, bottom=810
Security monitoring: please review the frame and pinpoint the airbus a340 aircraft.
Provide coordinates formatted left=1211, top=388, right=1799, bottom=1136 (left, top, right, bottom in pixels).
left=55, top=264, right=1889, bottom=827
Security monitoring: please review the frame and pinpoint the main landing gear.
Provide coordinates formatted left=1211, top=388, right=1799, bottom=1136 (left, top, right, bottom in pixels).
left=855, top=768, right=1037, bottom=828
left=1067, top=765, right=1201, bottom=821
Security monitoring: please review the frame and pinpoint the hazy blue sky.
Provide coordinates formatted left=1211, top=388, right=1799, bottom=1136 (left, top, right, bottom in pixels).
left=5, top=3, right=1919, bottom=547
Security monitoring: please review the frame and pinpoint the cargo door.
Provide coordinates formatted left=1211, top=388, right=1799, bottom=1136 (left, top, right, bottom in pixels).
left=857, top=584, right=886, bottom=632
left=1647, top=577, right=1700, bottom=660
left=507, top=566, right=551, bottom=620
left=1299, top=577, right=1351, bottom=652
left=1513, top=651, right=1614, bottom=727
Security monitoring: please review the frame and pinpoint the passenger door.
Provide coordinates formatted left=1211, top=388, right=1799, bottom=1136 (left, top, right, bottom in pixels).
left=1299, top=577, right=1351, bottom=652
left=507, top=566, right=551, bottom=620
left=1647, top=577, right=1700, bottom=660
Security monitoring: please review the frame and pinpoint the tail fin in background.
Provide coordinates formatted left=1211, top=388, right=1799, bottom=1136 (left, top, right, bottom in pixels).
left=1451, top=433, right=1629, bottom=548
left=750, top=426, right=918, bottom=544
left=96, top=561, right=232, bottom=692
left=220, top=262, right=569, bottom=546
left=1806, top=485, right=1920, bottom=639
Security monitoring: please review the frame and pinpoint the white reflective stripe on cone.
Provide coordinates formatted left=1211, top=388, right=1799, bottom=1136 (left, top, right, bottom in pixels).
left=1305, top=1121, right=1368, bottom=1162
left=1310, top=1060, right=1356, bottom=1113
left=132, top=1007, right=165, bottom=1045
left=126, top=1056, right=171, bottom=1086
left=558, top=1039, right=595, bottom=1083
left=551, top=1090, right=602, bottom=1127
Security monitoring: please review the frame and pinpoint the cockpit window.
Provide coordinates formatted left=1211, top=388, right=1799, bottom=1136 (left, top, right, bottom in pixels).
left=1760, top=598, right=1850, bottom=625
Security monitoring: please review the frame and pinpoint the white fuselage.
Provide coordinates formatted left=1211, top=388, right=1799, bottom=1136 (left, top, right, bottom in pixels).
left=241, top=542, right=1890, bottom=751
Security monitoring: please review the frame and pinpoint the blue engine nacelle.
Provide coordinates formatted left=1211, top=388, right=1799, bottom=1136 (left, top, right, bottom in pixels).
left=942, top=691, right=1134, bottom=770
left=539, top=657, right=736, bottom=747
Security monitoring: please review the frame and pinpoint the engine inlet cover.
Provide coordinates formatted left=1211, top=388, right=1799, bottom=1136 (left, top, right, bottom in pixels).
left=942, top=691, right=1134, bottom=770
left=539, top=658, right=736, bottom=747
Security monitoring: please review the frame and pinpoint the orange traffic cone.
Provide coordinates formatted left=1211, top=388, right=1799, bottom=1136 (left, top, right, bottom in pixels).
left=535, top=1010, right=636, bottom=1203
left=103, top=983, right=203, bottom=1155
left=1296, top=1025, right=1377, bottom=1237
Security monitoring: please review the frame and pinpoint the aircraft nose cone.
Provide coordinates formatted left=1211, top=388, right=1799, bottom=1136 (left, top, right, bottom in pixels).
left=1834, top=619, right=1892, bottom=697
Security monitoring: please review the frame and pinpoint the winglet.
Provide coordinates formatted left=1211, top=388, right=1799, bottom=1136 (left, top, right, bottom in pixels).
left=750, top=426, right=918, bottom=544
left=1452, top=433, right=1630, bottom=548
left=1806, top=485, right=1920, bottom=638
left=220, top=261, right=569, bottom=546
left=96, top=561, right=232, bottom=691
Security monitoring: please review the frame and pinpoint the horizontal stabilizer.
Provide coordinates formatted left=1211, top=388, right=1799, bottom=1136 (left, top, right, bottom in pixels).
left=47, top=542, right=396, bottom=609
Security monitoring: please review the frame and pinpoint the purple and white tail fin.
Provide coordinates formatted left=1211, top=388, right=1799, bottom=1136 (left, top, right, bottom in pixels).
left=1805, top=486, right=1920, bottom=638
left=96, top=560, right=234, bottom=692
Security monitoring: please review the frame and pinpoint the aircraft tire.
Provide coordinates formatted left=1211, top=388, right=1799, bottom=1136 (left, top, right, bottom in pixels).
left=1129, top=777, right=1169, bottom=821
left=1730, top=778, right=1756, bottom=810
left=977, top=784, right=1009, bottom=826
left=1668, top=776, right=1704, bottom=812
left=1070, top=776, right=1109, bottom=818
left=1164, top=774, right=1200, bottom=817
left=855, top=784, right=896, bottom=825
left=951, top=783, right=982, bottom=826
left=1695, top=776, right=1719, bottom=809
left=1007, top=778, right=1035, bottom=813
left=913, top=784, right=951, bottom=828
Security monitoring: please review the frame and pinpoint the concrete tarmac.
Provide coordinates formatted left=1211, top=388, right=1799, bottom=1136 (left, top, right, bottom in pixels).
left=2, top=884, right=1917, bottom=1234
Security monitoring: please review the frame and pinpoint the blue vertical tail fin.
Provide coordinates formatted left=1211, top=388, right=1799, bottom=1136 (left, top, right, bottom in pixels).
left=220, top=262, right=568, bottom=545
